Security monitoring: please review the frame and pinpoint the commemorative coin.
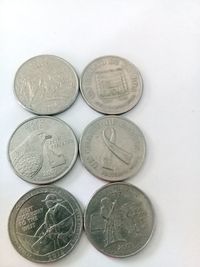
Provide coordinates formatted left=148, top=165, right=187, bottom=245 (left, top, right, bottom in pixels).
left=8, top=186, right=83, bottom=263
left=84, top=183, right=154, bottom=257
left=80, top=56, right=143, bottom=114
left=14, top=55, right=79, bottom=115
left=8, top=116, right=78, bottom=184
left=79, top=116, right=146, bottom=181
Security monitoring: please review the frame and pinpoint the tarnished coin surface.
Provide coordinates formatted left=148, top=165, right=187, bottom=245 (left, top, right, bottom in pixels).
left=14, top=55, right=79, bottom=115
left=80, top=55, right=143, bottom=114
left=79, top=116, right=146, bottom=181
left=8, top=186, right=83, bottom=263
left=84, top=183, right=154, bottom=257
left=8, top=116, right=78, bottom=184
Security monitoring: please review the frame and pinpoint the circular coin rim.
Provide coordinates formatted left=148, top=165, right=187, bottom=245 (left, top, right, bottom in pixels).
left=14, top=54, right=79, bottom=115
left=79, top=115, right=146, bottom=182
left=7, top=116, right=78, bottom=184
left=84, top=182, right=155, bottom=258
left=8, top=185, right=83, bottom=263
left=80, top=55, right=143, bottom=115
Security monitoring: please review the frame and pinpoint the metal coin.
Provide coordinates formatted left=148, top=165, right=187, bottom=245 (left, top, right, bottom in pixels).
left=8, top=116, right=78, bottom=184
left=79, top=116, right=146, bottom=182
left=84, top=182, right=154, bottom=257
left=80, top=55, right=143, bottom=114
left=8, top=186, right=83, bottom=263
left=14, top=55, right=79, bottom=115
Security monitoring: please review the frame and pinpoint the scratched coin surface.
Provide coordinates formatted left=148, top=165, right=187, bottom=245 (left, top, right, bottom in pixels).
left=84, top=183, right=154, bottom=257
left=80, top=55, right=143, bottom=114
left=79, top=116, right=146, bottom=181
left=14, top=55, right=79, bottom=115
left=8, top=116, right=78, bottom=184
left=8, top=186, right=83, bottom=263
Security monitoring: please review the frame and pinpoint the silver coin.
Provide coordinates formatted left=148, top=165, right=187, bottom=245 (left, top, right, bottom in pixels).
left=79, top=116, right=146, bottom=182
left=84, top=182, right=154, bottom=257
left=8, top=186, right=83, bottom=263
left=8, top=116, right=78, bottom=184
left=80, top=55, right=143, bottom=114
left=14, top=55, right=79, bottom=115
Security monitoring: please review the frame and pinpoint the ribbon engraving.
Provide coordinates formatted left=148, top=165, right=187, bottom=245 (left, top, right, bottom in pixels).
left=102, top=127, right=133, bottom=169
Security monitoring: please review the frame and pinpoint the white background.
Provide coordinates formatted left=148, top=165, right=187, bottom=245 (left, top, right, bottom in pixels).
left=0, top=1, right=199, bottom=266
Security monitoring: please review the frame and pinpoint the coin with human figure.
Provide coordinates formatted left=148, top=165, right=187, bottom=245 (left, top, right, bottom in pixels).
left=14, top=55, right=79, bottom=115
left=8, top=186, right=83, bottom=263
left=8, top=116, right=78, bottom=184
left=80, top=55, right=143, bottom=114
left=84, top=182, right=155, bottom=257
left=79, top=116, right=146, bottom=181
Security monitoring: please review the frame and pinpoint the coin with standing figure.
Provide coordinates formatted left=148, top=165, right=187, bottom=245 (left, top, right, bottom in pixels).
left=84, top=182, right=155, bottom=258
left=8, top=116, right=78, bottom=184
left=8, top=186, right=83, bottom=263
left=79, top=116, right=146, bottom=182
left=80, top=55, right=143, bottom=114
left=14, top=55, right=79, bottom=115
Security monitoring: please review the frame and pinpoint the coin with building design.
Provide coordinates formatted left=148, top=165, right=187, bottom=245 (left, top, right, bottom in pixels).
left=80, top=55, right=143, bottom=114
left=8, top=116, right=78, bottom=184
left=84, top=183, right=154, bottom=257
left=79, top=116, right=146, bottom=181
left=8, top=186, right=83, bottom=263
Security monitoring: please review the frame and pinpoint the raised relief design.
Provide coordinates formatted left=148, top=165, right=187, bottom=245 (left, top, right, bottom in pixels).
left=102, top=127, right=133, bottom=169
left=19, top=67, right=67, bottom=110
left=17, top=194, right=76, bottom=255
left=95, top=68, right=128, bottom=99
left=90, top=192, right=145, bottom=248
left=11, top=131, right=68, bottom=179
left=46, top=148, right=66, bottom=168
left=11, top=132, right=52, bottom=178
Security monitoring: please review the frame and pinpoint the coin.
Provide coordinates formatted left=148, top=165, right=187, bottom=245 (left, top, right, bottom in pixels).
left=79, top=116, right=146, bottom=181
left=8, top=116, right=78, bottom=184
left=8, top=186, right=83, bottom=263
left=84, top=182, right=154, bottom=257
left=14, top=55, right=79, bottom=115
left=80, top=55, right=143, bottom=114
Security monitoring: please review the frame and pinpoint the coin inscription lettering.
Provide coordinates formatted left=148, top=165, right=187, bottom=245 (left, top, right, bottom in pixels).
left=84, top=183, right=154, bottom=257
left=8, top=186, right=83, bottom=263
left=79, top=116, right=146, bottom=181
left=8, top=117, right=78, bottom=184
